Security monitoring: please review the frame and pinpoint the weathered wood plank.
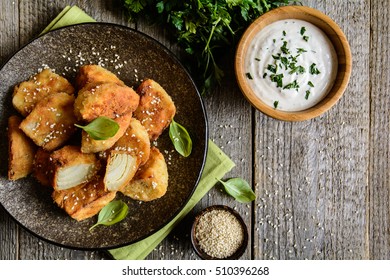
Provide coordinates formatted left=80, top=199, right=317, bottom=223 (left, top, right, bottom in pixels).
left=253, top=0, right=370, bottom=259
left=0, top=0, right=20, bottom=261
left=369, top=0, right=390, bottom=260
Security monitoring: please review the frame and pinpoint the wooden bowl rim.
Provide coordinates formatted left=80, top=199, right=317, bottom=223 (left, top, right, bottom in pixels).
left=190, top=205, right=249, bottom=260
left=235, top=5, right=352, bottom=121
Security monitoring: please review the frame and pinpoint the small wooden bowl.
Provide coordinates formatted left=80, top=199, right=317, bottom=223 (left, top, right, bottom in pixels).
left=235, top=6, right=352, bottom=121
left=191, top=205, right=248, bottom=260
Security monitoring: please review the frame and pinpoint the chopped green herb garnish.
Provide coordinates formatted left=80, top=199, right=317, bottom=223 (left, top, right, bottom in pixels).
left=273, top=39, right=276, bottom=43
left=270, top=73, right=284, bottom=88
left=283, top=80, right=299, bottom=90
left=246, top=72, right=253, bottom=79
left=297, top=48, right=307, bottom=54
left=281, top=41, right=290, bottom=54
left=255, top=58, right=261, bottom=61
left=289, top=65, right=305, bottom=74
left=283, top=30, right=286, bottom=36
left=308, top=81, right=314, bottom=87
left=274, top=100, right=279, bottom=109
left=263, top=73, right=267, bottom=79
left=303, top=35, right=309, bottom=42
left=267, top=64, right=277, bottom=74
left=272, top=53, right=281, bottom=60
left=310, top=63, right=321, bottom=75
left=305, top=90, right=311, bottom=100
left=280, top=57, right=289, bottom=69
left=300, top=26, right=306, bottom=35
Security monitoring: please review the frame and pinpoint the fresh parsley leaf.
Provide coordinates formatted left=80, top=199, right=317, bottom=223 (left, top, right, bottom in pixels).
left=274, top=100, right=279, bottom=109
left=122, top=0, right=298, bottom=95
left=246, top=72, right=253, bottom=79
left=308, top=81, right=314, bottom=87
left=300, top=26, right=306, bottom=35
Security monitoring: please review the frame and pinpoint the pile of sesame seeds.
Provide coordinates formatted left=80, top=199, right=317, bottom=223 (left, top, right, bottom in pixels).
left=195, top=208, right=244, bottom=259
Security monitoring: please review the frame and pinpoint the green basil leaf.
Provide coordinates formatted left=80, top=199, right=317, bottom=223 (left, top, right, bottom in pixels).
left=169, top=119, right=192, bottom=157
left=89, top=200, right=128, bottom=231
left=218, top=178, right=256, bottom=203
left=75, top=116, right=119, bottom=140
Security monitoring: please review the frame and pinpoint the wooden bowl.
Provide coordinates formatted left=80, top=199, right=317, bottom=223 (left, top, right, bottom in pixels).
left=235, top=6, right=352, bottom=121
left=191, top=205, right=248, bottom=260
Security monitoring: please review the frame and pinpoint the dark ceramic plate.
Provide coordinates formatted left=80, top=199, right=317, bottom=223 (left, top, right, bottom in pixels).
left=0, top=23, right=208, bottom=250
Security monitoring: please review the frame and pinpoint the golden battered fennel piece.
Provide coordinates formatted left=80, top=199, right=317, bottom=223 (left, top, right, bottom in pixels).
left=121, top=147, right=168, bottom=201
left=103, top=118, right=151, bottom=192
left=49, top=145, right=101, bottom=191
left=32, top=148, right=52, bottom=186
left=19, top=92, right=77, bottom=151
left=76, top=64, right=124, bottom=89
left=52, top=178, right=116, bottom=221
left=74, top=82, right=139, bottom=122
left=12, top=68, right=74, bottom=117
left=80, top=112, right=132, bottom=153
left=133, top=79, right=176, bottom=141
left=7, top=115, right=37, bottom=180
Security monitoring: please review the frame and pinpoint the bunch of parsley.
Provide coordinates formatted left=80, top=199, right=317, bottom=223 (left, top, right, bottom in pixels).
left=123, top=0, right=298, bottom=95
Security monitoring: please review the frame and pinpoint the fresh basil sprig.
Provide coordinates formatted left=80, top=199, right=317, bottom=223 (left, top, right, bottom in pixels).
left=75, top=116, right=119, bottom=140
left=89, top=200, right=128, bottom=231
left=218, top=178, right=256, bottom=203
left=169, top=119, right=192, bottom=157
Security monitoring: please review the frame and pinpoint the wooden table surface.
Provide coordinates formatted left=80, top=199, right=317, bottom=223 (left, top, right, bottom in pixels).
left=0, top=0, right=388, bottom=260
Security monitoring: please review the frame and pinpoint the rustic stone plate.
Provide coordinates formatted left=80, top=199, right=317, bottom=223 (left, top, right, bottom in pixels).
left=0, top=23, right=208, bottom=250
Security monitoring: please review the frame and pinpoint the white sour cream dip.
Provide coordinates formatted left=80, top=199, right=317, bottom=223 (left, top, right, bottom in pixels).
left=245, top=19, right=338, bottom=111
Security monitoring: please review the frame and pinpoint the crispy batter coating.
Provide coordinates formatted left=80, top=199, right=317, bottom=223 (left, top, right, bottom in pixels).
left=74, top=82, right=139, bottom=122
left=121, top=147, right=168, bottom=202
left=49, top=145, right=101, bottom=191
left=80, top=112, right=132, bottom=153
left=133, top=79, right=176, bottom=140
left=19, top=92, right=77, bottom=151
left=33, top=148, right=52, bottom=187
left=52, top=178, right=116, bottom=221
left=7, top=115, right=37, bottom=180
left=112, top=118, right=151, bottom=166
left=12, top=69, right=74, bottom=117
left=76, top=64, right=124, bottom=89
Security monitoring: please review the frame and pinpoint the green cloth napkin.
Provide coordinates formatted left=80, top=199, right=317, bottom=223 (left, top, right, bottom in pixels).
left=42, top=5, right=235, bottom=260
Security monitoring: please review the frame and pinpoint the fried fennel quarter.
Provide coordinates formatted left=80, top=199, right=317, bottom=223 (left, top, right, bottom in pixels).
left=133, top=79, right=176, bottom=141
left=19, top=92, right=77, bottom=151
left=33, top=148, right=52, bottom=187
left=76, top=64, right=124, bottom=89
left=12, top=68, right=74, bottom=117
left=7, top=115, right=37, bottom=180
left=74, top=82, right=139, bottom=122
left=103, top=118, right=151, bottom=192
left=121, top=147, right=168, bottom=202
left=52, top=178, right=116, bottom=221
left=50, top=145, right=101, bottom=191
left=112, top=118, right=151, bottom=166
left=81, top=112, right=132, bottom=153
left=103, top=150, right=138, bottom=192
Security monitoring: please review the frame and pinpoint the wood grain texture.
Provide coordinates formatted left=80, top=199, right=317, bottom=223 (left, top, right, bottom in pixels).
left=0, top=0, right=388, bottom=260
left=253, top=0, right=370, bottom=259
left=0, top=0, right=20, bottom=261
left=369, top=0, right=390, bottom=260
